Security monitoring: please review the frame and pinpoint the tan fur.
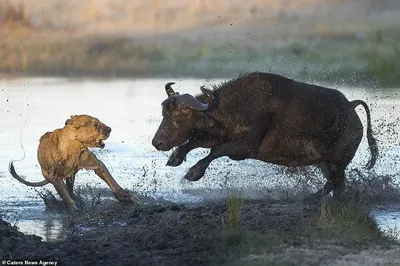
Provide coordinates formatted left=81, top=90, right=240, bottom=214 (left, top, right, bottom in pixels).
left=10, top=114, right=132, bottom=211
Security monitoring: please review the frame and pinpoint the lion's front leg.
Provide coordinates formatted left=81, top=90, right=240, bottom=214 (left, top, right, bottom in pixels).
left=94, top=160, right=133, bottom=204
left=80, top=151, right=133, bottom=204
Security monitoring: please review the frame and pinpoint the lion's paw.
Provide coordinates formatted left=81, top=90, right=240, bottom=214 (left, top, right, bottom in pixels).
left=115, top=190, right=133, bottom=204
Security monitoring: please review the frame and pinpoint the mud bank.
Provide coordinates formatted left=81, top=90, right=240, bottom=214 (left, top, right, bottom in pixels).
left=1, top=198, right=400, bottom=266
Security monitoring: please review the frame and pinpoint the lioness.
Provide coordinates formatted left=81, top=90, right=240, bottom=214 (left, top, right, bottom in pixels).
left=9, top=114, right=133, bottom=211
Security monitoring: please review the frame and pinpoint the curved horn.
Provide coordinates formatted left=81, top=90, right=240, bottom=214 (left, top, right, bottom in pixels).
left=176, top=94, right=210, bottom=111
left=165, top=82, right=177, bottom=97
left=200, top=85, right=215, bottom=103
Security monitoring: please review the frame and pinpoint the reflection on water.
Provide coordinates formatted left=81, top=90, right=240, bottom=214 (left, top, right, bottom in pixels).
left=1, top=200, right=64, bottom=242
left=372, top=207, right=400, bottom=242
left=0, top=77, right=399, bottom=241
left=16, top=216, right=64, bottom=242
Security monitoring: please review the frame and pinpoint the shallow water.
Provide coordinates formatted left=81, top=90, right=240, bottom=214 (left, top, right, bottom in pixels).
left=0, top=77, right=399, bottom=242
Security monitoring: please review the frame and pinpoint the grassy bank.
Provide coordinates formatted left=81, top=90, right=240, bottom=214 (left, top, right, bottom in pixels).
left=1, top=23, right=400, bottom=87
left=1, top=1, right=400, bottom=87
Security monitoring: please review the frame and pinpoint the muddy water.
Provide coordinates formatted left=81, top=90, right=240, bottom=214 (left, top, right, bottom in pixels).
left=0, top=77, right=399, bottom=242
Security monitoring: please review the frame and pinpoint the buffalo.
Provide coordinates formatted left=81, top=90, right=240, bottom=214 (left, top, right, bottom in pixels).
left=152, top=72, right=378, bottom=200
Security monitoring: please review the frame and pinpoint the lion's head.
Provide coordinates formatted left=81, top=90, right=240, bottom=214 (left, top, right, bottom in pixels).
left=64, top=115, right=111, bottom=149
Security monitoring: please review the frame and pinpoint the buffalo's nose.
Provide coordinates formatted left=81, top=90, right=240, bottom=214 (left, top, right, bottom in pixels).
left=106, top=126, right=112, bottom=133
left=152, top=138, right=166, bottom=150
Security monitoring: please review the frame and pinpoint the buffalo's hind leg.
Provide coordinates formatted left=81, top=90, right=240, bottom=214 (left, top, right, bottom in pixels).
left=328, top=111, right=363, bottom=201
left=305, top=163, right=346, bottom=203
left=329, top=164, right=346, bottom=200
left=309, top=115, right=362, bottom=202
left=305, top=157, right=358, bottom=204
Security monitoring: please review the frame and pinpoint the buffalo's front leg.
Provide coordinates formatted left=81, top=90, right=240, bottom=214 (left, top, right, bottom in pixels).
left=167, top=138, right=217, bottom=167
left=184, top=139, right=254, bottom=181
left=184, top=116, right=269, bottom=181
left=167, top=144, right=192, bottom=167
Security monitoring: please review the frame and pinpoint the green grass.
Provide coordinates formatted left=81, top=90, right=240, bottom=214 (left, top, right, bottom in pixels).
left=363, top=44, right=400, bottom=87
left=220, top=201, right=394, bottom=266
left=226, top=189, right=243, bottom=229
left=1, top=28, right=400, bottom=88
left=315, top=202, right=383, bottom=245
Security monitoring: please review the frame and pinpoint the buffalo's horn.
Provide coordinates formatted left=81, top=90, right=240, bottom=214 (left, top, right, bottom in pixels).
left=199, top=85, right=215, bottom=104
left=165, top=82, right=177, bottom=97
left=176, top=94, right=210, bottom=112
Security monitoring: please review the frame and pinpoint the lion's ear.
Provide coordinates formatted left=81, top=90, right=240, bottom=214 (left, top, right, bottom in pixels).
left=66, top=116, right=80, bottom=129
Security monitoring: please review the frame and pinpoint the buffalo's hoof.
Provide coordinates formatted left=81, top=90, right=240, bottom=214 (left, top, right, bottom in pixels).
left=166, top=149, right=186, bottom=167
left=115, top=190, right=133, bottom=204
left=166, top=154, right=184, bottom=167
left=184, top=165, right=205, bottom=181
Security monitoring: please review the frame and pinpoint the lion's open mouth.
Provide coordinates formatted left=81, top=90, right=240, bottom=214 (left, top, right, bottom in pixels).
left=99, top=139, right=105, bottom=148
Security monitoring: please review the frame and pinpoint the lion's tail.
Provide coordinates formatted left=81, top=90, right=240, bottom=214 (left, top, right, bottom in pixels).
left=9, top=160, right=49, bottom=187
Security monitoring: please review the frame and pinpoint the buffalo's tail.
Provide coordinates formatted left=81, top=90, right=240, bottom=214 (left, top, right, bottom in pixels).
left=9, top=160, right=49, bottom=187
left=350, top=100, right=379, bottom=169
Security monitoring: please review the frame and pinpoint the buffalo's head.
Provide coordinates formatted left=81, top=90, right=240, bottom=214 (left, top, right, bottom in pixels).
left=152, top=82, right=216, bottom=151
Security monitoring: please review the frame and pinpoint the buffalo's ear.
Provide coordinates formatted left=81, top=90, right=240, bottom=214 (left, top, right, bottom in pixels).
left=194, top=113, right=216, bottom=129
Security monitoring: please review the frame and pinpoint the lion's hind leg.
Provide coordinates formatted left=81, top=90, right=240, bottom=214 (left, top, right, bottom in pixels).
left=66, top=174, right=76, bottom=199
left=52, top=179, right=78, bottom=211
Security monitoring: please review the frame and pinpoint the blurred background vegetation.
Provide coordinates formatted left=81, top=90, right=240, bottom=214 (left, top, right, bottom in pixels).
left=1, top=0, right=400, bottom=87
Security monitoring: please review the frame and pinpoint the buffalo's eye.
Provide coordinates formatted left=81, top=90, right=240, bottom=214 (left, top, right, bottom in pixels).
left=95, top=125, right=100, bottom=129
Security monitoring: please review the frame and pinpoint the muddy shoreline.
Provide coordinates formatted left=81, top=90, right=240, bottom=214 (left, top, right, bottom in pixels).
left=1, top=196, right=400, bottom=266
